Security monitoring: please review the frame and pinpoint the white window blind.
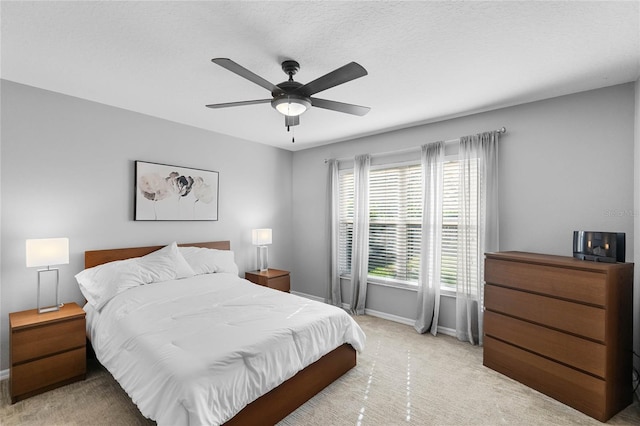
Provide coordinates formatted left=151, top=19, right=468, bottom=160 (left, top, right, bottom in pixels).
left=441, top=160, right=459, bottom=289
left=340, top=163, right=422, bottom=284
left=338, top=172, right=354, bottom=275
left=338, top=157, right=474, bottom=289
left=458, top=155, right=481, bottom=294
left=367, top=164, right=423, bottom=282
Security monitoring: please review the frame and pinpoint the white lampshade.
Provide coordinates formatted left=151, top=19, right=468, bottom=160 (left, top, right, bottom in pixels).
left=26, top=238, right=69, bottom=267
left=252, top=229, right=272, bottom=246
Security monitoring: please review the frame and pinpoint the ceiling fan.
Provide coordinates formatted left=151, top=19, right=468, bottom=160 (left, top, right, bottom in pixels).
left=206, top=58, right=370, bottom=130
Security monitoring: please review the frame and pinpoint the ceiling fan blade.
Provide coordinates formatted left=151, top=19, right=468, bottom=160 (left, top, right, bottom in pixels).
left=310, top=98, right=370, bottom=116
left=206, top=99, right=272, bottom=109
left=297, top=62, right=368, bottom=96
left=211, top=58, right=278, bottom=93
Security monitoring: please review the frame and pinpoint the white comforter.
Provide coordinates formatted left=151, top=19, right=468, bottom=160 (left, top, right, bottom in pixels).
left=85, top=273, right=365, bottom=425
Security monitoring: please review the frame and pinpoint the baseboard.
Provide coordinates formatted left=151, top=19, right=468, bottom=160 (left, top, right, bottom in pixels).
left=290, top=291, right=326, bottom=303
left=356, top=307, right=457, bottom=338
left=0, top=368, right=9, bottom=381
left=297, top=293, right=457, bottom=337
left=362, top=308, right=414, bottom=326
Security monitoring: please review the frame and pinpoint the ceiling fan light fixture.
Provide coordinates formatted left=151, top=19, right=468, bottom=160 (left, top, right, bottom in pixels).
left=272, top=95, right=311, bottom=117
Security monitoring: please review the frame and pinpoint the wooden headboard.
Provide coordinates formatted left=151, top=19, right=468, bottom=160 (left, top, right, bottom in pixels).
left=84, top=241, right=231, bottom=269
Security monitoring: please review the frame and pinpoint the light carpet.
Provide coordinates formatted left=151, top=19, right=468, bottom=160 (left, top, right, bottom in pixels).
left=1, top=315, right=638, bottom=425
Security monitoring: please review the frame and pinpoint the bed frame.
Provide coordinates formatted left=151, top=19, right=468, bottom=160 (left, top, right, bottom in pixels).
left=84, top=241, right=357, bottom=425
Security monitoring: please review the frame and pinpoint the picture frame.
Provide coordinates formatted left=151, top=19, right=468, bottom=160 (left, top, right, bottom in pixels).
left=135, top=161, right=219, bottom=221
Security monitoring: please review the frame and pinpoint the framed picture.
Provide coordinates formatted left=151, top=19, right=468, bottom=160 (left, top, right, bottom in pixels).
left=135, top=161, right=219, bottom=221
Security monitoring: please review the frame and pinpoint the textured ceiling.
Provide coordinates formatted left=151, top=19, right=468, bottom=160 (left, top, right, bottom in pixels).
left=2, top=1, right=639, bottom=151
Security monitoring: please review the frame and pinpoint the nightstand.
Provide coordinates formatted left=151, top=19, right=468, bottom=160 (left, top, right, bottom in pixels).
left=245, top=269, right=291, bottom=292
left=9, top=302, right=86, bottom=403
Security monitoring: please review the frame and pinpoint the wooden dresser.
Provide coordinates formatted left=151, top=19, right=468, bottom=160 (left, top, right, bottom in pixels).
left=483, top=251, right=633, bottom=422
left=10, top=302, right=86, bottom=403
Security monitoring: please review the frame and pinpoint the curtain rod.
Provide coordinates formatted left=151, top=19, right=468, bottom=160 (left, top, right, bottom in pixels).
left=324, top=126, right=506, bottom=164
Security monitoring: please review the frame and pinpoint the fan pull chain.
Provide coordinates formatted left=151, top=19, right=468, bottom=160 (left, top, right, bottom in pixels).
left=285, top=124, right=295, bottom=143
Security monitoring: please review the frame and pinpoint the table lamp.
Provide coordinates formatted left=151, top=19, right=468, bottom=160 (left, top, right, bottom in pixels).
left=26, top=238, right=69, bottom=313
left=252, top=229, right=272, bottom=272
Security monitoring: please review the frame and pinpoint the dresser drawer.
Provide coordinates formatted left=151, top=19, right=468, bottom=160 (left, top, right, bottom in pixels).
left=484, top=311, right=606, bottom=378
left=268, top=275, right=290, bottom=292
left=484, top=336, right=607, bottom=421
left=485, top=285, right=605, bottom=342
left=11, top=347, right=86, bottom=397
left=485, top=258, right=606, bottom=306
left=11, top=318, right=86, bottom=364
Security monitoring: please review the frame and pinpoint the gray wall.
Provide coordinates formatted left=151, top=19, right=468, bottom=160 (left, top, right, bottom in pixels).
left=2, top=79, right=637, bottom=373
left=0, top=80, right=293, bottom=371
left=292, top=83, right=636, bottom=333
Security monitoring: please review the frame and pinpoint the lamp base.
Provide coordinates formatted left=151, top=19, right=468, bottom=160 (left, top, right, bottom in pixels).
left=37, top=268, right=60, bottom=314
left=257, top=246, right=269, bottom=272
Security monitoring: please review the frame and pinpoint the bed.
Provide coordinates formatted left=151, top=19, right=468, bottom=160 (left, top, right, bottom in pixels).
left=80, top=241, right=365, bottom=425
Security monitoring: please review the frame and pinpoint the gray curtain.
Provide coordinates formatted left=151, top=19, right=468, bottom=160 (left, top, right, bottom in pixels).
left=456, top=131, right=499, bottom=345
left=327, top=159, right=342, bottom=307
left=415, top=142, right=445, bottom=334
left=349, top=154, right=370, bottom=315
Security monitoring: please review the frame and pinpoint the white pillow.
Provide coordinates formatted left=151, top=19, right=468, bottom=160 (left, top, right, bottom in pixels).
left=76, top=242, right=195, bottom=310
left=212, top=250, right=239, bottom=275
left=179, top=246, right=218, bottom=275
left=178, top=246, right=239, bottom=275
left=141, top=242, right=195, bottom=280
left=76, top=257, right=145, bottom=310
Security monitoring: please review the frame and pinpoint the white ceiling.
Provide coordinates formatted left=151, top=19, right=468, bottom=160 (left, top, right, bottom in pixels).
left=2, top=1, right=639, bottom=151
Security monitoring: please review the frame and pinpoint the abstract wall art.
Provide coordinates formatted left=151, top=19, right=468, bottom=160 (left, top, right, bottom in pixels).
left=135, top=161, right=219, bottom=221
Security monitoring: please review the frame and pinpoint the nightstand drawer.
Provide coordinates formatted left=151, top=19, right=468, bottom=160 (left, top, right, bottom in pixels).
left=12, top=318, right=85, bottom=364
left=11, top=347, right=86, bottom=397
left=245, top=269, right=291, bottom=292
left=269, top=275, right=290, bottom=292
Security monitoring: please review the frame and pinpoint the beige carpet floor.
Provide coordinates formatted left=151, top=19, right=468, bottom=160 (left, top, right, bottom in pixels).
left=1, top=315, right=638, bottom=425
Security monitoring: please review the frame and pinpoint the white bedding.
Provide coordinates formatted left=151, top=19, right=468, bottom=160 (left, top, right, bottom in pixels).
left=85, top=273, right=365, bottom=425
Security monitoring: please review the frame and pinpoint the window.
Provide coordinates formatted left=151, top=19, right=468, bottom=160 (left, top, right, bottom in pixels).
left=338, top=159, right=465, bottom=290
